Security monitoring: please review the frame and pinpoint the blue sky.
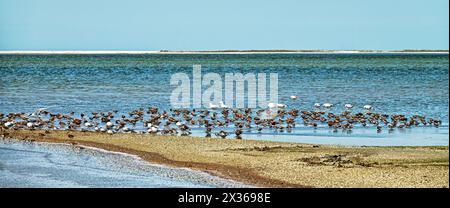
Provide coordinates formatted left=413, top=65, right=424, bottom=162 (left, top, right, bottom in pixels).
left=0, top=0, right=448, bottom=50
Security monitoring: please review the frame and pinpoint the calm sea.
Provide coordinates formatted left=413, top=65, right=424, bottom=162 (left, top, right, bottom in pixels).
left=1, top=54, right=448, bottom=146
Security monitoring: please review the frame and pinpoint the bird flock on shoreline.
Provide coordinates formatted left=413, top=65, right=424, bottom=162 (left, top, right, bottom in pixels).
left=0, top=99, right=443, bottom=139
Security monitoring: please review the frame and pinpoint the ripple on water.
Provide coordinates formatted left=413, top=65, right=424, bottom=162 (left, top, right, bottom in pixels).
left=0, top=139, right=250, bottom=188
left=0, top=54, right=448, bottom=146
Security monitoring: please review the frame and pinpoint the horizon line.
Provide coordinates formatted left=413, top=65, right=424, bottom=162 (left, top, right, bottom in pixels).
left=0, top=49, right=448, bottom=55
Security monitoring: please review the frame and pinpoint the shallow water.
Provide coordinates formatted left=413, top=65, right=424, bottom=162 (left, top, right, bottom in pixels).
left=0, top=139, right=249, bottom=188
left=0, top=54, right=448, bottom=146
left=234, top=126, right=449, bottom=146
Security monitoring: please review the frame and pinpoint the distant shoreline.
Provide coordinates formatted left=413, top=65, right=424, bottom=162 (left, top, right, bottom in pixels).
left=0, top=50, right=448, bottom=55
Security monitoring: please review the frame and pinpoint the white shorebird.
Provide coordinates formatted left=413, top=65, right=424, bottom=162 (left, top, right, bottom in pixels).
left=27, top=122, right=34, bottom=128
left=268, top=103, right=286, bottom=108
left=323, top=103, right=333, bottom=108
left=29, top=108, right=48, bottom=118
left=150, top=126, right=158, bottom=133
left=344, top=104, right=353, bottom=110
left=208, top=103, right=219, bottom=109
left=84, top=122, right=92, bottom=128
left=106, top=122, right=113, bottom=128
left=107, top=129, right=114, bottom=134
left=363, top=105, right=373, bottom=110
left=176, top=121, right=182, bottom=126
left=314, top=103, right=321, bottom=108
left=219, top=101, right=228, bottom=108
left=4, top=122, right=14, bottom=128
left=290, top=95, right=297, bottom=100
left=122, top=127, right=130, bottom=132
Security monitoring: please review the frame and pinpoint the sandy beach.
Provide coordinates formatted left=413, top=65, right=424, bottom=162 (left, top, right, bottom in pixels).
left=1, top=129, right=448, bottom=188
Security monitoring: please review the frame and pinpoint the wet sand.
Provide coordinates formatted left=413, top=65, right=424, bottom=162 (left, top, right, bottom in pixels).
left=0, top=139, right=250, bottom=188
left=1, top=129, right=448, bottom=188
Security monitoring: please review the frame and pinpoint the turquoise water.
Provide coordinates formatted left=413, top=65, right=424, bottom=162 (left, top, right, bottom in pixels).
left=0, top=54, right=448, bottom=146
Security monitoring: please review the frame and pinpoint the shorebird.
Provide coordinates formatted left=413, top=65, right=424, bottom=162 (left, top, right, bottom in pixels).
left=323, top=103, right=333, bottom=108
left=215, top=130, right=228, bottom=138
left=235, top=129, right=242, bottom=139
left=267, top=103, right=276, bottom=108
left=219, top=101, right=228, bottom=108
left=32, top=108, right=48, bottom=116
left=268, top=103, right=286, bottom=108
left=314, top=103, right=321, bottom=108
left=290, top=95, right=297, bottom=100
left=344, top=104, right=353, bottom=110
left=4, top=122, right=14, bottom=128
left=208, top=103, right=219, bottom=109
left=150, top=125, right=158, bottom=133
left=376, top=126, right=382, bottom=133
left=363, top=105, right=373, bottom=110
left=122, top=127, right=130, bottom=132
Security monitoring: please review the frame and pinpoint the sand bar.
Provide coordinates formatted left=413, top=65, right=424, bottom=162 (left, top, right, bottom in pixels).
left=1, top=129, right=448, bottom=188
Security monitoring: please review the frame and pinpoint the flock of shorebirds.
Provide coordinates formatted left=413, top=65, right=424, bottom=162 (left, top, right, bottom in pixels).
left=0, top=98, right=443, bottom=139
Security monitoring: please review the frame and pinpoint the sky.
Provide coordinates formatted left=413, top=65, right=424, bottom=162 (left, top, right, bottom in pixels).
left=0, top=0, right=448, bottom=51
